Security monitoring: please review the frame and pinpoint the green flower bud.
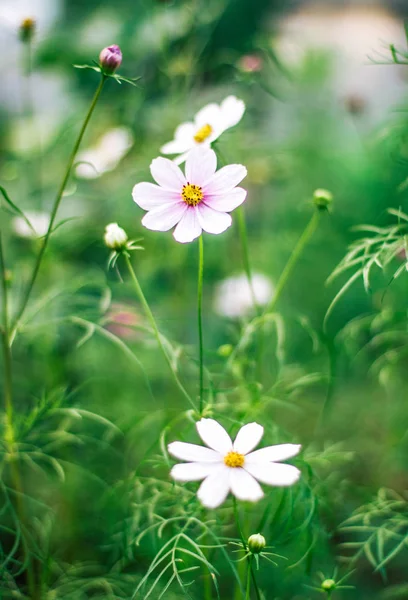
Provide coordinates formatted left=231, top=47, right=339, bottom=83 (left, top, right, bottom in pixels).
left=218, top=344, right=233, bottom=357
left=321, top=579, right=336, bottom=592
left=247, top=533, right=266, bottom=554
left=313, top=188, right=333, bottom=211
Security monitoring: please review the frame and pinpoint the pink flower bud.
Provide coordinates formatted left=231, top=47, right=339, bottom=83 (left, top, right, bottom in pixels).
left=99, top=45, right=122, bottom=75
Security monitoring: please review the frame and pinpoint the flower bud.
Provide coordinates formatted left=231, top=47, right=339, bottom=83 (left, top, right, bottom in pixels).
left=104, top=223, right=128, bottom=250
left=313, top=188, right=333, bottom=211
left=218, top=344, right=233, bottom=357
left=99, top=45, right=122, bottom=75
left=19, top=17, right=35, bottom=43
left=247, top=533, right=266, bottom=554
left=321, top=579, right=336, bottom=592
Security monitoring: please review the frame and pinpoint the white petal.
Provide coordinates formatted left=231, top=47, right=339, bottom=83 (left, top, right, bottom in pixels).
left=170, top=462, right=220, bottom=482
left=142, top=203, right=186, bottom=231
left=229, top=468, right=264, bottom=502
left=150, top=157, right=186, bottom=190
left=244, top=462, right=301, bottom=487
left=219, top=96, right=245, bottom=130
left=132, top=182, right=181, bottom=210
left=204, top=165, right=247, bottom=194
left=174, top=122, right=196, bottom=141
left=233, top=423, right=264, bottom=455
left=168, top=442, right=221, bottom=462
left=196, top=204, right=232, bottom=235
left=173, top=207, right=202, bottom=243
left=160, top=139, right=192, bottom=155
left=194, top=103, right=222, bottom=129
left=197, top=466, right=230, bottom=508
left=196, top=418, right=232, bottom=454
left=204, top=187, right=247, bottom=213
left=185, top=147, right=217, bottom=187
left=245, top=444, right=301, bottom=464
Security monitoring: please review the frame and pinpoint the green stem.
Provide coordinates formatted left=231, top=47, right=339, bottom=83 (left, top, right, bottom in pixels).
left=123, top=253, right=196, bottom=411
left=10, top=75, right=107, bottom=340
left=264, top=210, right=320, bottom=316
left=232, top=498, right=261, bottom=600
left=0, top=234, right=36, bottom=596
left=197, top=236, right=204, bottom=413
left=236, top=207, right=259, bottom=314
left=245, top=560, right=251, bottom=600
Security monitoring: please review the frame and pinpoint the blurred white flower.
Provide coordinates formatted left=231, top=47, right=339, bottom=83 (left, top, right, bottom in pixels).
left=0, top=0, right=60, bottom=33
left=104, top=223, right=128, bottom=249
left=161, top=96, right=245, bottom=164
left=12, top=211, right=49, bottom=238
left=168, top=418, right=301, bottom=509
left=76, top=127, right=133, bottom=179
left=214, top=273, right=273, bottom=319
left=132, top=147, right=247, bottom=244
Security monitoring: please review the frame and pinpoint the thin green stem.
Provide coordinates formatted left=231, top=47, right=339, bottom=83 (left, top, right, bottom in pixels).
left=232, top=498, right=261, bottom=600
left=245, top=560, right=251, bottom=600
left=0, top=233, right=37, bottom=596
left=11, top=75, right=107, bottom=340
left=197, top=236, right=204, bottom=413
left=264, top=210, right=320, bottom=316
left=123, top=253, right=196, bottom=411
left=237, top=206, right=259, bottom=314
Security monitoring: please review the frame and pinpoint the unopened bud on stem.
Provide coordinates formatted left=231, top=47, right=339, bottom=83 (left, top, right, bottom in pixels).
left=247, top=533, right=266, bottom=554
left=321, top=579, right=336, bottom=592
left=19, top=17, right=35, bottom=42
left=104, top=223, right=128, bottom=250
left=99, top=44, right=122, bottom=75
left=313, top=188, right=333, bottom=211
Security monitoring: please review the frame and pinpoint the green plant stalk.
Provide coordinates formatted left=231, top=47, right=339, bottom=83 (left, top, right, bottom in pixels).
left=232, top=498, right=261, bottom=600
left=11, top=75, right=107, bottom=340
left=264, top=209, right=321, bottom=316
left=197, top=236, right=204, bottom=413
left=0, top=233, right=37, bottom=597
left=124, top=253, right=196, bottom=411
left=236, top=206, right=259, bottom=314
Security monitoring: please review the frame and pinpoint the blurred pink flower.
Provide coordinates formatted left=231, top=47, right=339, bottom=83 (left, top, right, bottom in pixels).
left=105, top=303, right=141, bottom=340
left=238, top=54, right=263, bottom=73
left=132, top=147, right=247, bottom=244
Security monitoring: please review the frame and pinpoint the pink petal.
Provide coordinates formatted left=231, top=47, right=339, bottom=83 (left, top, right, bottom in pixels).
left=204, top=187, right=247, bottom=212
left=185, top=147, right=217, bottom=187
left=196, top=204, right=232, bottom=235
left=150, top=157, right=186, bottom=190
left=132, top=182, right=181, bottom=210
left=142, top=202, right=186, bottom=231
left=173, top=207, right=202, bottom=243
left=204, top=165, right=247, bottom=194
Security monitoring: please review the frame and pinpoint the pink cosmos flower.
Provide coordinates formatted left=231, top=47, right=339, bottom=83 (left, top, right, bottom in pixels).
left=132, top=147, right=247, bottom=244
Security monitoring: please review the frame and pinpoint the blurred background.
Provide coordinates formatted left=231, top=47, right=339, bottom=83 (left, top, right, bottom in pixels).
left=2, top=0, right=408, bottom=598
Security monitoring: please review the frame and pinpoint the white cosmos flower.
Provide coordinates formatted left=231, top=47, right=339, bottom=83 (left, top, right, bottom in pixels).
left=76, top=127, right=133, bottom=179
left=161, top=96, right=245, bottom=164
left=132, top=147, right=247, bottom=244
left=214, top=273, right=274, bottom=319
left=12, top=211, right=50, bottom=238
left=168, top=418, right=301, bottom=509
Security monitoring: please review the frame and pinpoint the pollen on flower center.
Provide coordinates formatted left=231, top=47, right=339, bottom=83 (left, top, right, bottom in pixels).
left=194, top=124, right=213, bottom=143
left=224, top=451, right=245, bottom=468
left=182, top=183, right=204, bottom=206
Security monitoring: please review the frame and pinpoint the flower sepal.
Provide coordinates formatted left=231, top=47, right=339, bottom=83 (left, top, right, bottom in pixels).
left=73, top=61, right=140, bottom=87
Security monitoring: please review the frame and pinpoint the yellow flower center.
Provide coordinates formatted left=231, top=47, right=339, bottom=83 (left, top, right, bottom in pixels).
left=182, top=183, right=204, bottom=206
left=194, top=123, right=213, bottom=143
left=224, top=451, right=245, bottom=468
